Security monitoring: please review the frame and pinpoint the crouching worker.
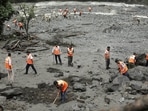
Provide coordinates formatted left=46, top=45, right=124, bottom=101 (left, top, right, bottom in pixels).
left=128, top=52, right=136, bottom=69
left=115, top=59, right=131, bottom=80
left=53, top=80, right=68, bottom=103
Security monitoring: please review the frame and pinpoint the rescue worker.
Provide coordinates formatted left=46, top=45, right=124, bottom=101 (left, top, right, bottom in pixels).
left=104, top=46, right=110, bottom=69
left=52, top=45, right=62, bottom=65
left=24, top=51, right=37, bottom=74
left=145, top=53, right=148, bottom=66
left=5, top=53, right=14, bottom=85
left=88, top=6, right=92, bottom=12
left=79, top=10, right=82, bottom=16
left=53, top=80, right=68, bottom=103
left=62, top=9, right=68, bottom=18
left=13, top=18, right=18, bottom=27
left=128, top=52, right=136, bottom=69
left=67, top=45, right=74, bottom=66
left=18, top=21, right=24, bottom=30
left=73, top=7, right=77, bottom=15
left=115, top=59, right=131, bottom=80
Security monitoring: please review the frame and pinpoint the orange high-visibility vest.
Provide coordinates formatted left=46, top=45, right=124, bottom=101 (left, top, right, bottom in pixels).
left=18, top=22, right=23, bottom=27
left=26, top=54, right=33, bottom=64
left=104, top=50, right=110, bottom=59
left=53, top=46, right=61, bottom=55
left=128, top=55, right=136, bottom=63
left=67, top=47, right=74, bottom=56
left=146, top=54, right=148, bottom=60
left=118, top=61, right=128, bottom=74
left=57, top=80, right=68, bottom=92
left=5, top=57, right=12, bottom=69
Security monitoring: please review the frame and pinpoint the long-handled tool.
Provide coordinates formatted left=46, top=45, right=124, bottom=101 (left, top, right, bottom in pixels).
left=52, top=92, right=59, bottom=104
left=52, top=54, right=55, bottom=65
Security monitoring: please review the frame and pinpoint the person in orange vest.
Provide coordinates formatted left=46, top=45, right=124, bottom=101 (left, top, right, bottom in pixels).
left=5, top=53, right=14, bottom=85
left=104, top=46, right=110, bottom=69
left=79, top=10, right=82, bottom=16
left=62, top=9, right=68, bottom=18
left=145, top=53, right=148, bottom=66
left=128, top=52, right=137, bottom=69
left=53, top=80, right=68, bottom=103
left=24, top=51, right=37, bottom=74
left=67, top=45, right=74, bottom=67
left=115, top=59, right=131, bottom=80
left=88, top=6, right=92, bottom=12
left=73, top=7, right=77, bottom=15
left=13, top=18, right=18, bottom=27
left=18, top=21, right=24, bottom=30
left=52, top=45, right=62, bottom=65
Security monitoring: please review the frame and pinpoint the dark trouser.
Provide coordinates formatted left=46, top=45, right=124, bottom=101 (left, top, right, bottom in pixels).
left=68, top=56, right=73, bottom=66
left=123, top=72, right=132, bottom=80
left=128, top=63, right=135, bottom=69
left=60, top=90, right=67, bottom=102
left=25, top=64, right=37, bottom=74
left=146, top=60, right=148, bottom=66
left=105, top=58, right=110, bottom=69
left=55, top=55, right=62, bottom=64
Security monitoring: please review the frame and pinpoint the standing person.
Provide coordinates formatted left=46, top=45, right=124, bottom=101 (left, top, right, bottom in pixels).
left=5, top=53, right=14, bottom=85
left=18, top=21, right=24, bottom=30
left=67, top=45, right=74, bottom=66
left=104, top=46, right=110, bottom=69
left=128, top=52, right=136, bottom=69
left=53, top=80, right=68, bottom=103
left=13, top=18, right=18, bottom=27
left=88, top=6, right=92, bottom=12
left=24, top=51, right=37, bottom=74
left=115, top=59, right=131, bottom=80
left=145, top=53, right=148, bottom=66
left=52, top=45, right=62, bottom=65
left=73, top=7, right=77, bottom=15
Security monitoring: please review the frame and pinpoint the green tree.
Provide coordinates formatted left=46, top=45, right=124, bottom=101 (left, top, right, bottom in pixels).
left=0, top=0, right=13, bottom=35
left=18, top=4, right=35, bottom=39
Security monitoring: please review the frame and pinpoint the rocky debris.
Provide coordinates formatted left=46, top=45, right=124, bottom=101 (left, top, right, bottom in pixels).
left=128, top=66, right=148, bottom=81
left=0, top=88, right=23, bottom=99
left=103, top=24, right=122, bottom=33
left=73, top=83, right=86, bottom=92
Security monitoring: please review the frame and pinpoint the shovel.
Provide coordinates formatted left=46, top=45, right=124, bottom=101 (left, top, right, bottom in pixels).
left=52, top=92, right=59, bottom=104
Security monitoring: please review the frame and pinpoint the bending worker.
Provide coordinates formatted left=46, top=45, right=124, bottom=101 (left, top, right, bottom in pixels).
left=115, top=59, right=131, bottom=80
left=53, top=80, right=68, bottom=103
left=128, top=52, right=136, bottom=69
left=67, top=45, right=74, bottom=66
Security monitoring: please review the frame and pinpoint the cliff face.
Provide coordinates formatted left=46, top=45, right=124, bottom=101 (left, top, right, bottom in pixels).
left=10, top=0, right=148, bottom=5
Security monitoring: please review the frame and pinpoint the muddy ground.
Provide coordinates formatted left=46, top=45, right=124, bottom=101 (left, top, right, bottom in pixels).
left=0, top=1, right=148, bottom=111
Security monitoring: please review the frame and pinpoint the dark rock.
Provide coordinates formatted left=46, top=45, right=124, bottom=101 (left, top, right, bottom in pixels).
left=54, top=72, right=64, bottom=77
left=0, top=88, right=23, bottom=99
left=37, top=82, right=47, bottom=89
left=128, top=66, right=146, bottom=81
left=136, top=53, right=146, bottom=66
left=73, top=83, right=86, bottom=92
left=104, top=96, right=110, bottom=104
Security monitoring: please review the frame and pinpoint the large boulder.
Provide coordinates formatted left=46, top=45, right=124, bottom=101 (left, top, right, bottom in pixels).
left=128, top=66, right=148, bottom=81
left=136, top=53, right=146, bottom=66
